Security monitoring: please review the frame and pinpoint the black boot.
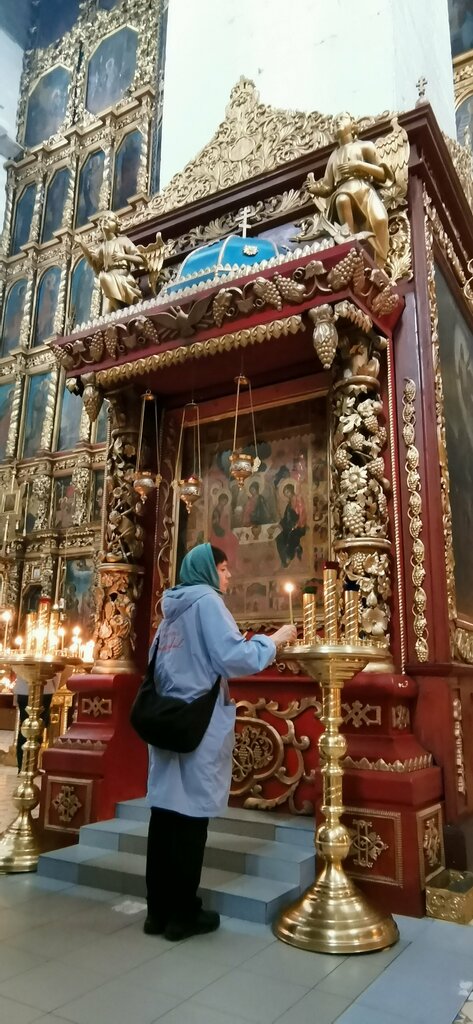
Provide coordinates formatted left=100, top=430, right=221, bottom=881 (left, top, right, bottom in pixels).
left=164, top=909, right=220, bottom=942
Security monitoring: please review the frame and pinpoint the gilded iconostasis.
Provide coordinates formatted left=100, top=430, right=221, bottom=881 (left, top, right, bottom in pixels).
left=0, top=0, right=168, bottom=628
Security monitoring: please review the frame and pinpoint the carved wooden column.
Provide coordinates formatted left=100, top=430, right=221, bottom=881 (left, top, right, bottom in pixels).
left=330, top=328, right=393, bottom=654
left=93, top=387, right=144, bottom=673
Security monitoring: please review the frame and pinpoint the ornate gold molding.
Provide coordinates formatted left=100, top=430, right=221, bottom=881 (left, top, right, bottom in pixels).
left=417, top=804, right=445, bottom=887
left=402, top=378, right=428, bottom=662
left=444, top=135, right=473, bottom=215
left=424, top=192, right=457, bottom=626
left=343, top=754, right=432, bottom=772
left=452, top=694, right=467, bottom=796
left=424, top=189, right=473, bottom=664
left=342, top=701, right=381, bottom=728
left=96, top=315, right=303, bottom=387
left=344, top=805, right=403, bottom=886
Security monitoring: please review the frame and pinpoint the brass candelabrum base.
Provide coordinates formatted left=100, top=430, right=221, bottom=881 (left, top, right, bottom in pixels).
left=273, top=642, right=399, bottom=955
left=0, top=654, right=70, bottom=874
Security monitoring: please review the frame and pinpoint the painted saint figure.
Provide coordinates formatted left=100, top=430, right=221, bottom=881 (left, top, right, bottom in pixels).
left=242, top=480, right=270, bottom=527
left=276, top=482, right=307, bottom=568
left=79, top=212, right=143, bottom=313
left=209, top=492, right=238, bottom=567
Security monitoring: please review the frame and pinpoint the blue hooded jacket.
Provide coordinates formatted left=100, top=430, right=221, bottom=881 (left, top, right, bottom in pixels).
left=147, top=577, right=276, bottom=817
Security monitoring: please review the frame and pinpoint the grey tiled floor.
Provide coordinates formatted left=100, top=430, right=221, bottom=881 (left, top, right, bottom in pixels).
left=0, top=873, right=470, bottom=1024
left=2, top=756, right=473, bottom=1023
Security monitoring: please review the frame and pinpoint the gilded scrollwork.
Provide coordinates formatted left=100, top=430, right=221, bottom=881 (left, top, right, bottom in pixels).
left=402, top=379, right=428, bottom=662
left=232, top=696, right=319, bottom=814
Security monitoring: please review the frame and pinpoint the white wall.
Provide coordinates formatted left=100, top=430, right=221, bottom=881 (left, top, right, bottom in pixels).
left=0, top=28, right=24, bottom=229
left=160, top=0, right=455, bottom=187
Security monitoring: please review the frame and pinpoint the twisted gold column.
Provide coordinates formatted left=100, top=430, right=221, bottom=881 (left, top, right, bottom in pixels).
left=0, top=655, right=67, bottom=873
left=274, top=642, right=399, bottom=954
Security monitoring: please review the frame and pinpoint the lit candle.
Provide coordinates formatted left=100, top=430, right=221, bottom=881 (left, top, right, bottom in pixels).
left=58, top=626, right=65, bottom=653
left=1, top=609, right=12, bottom=651
left=14, top=635, right=23, bottom=652
left=83, top=640, right=95, bottom=664
left=284, top=582, right=295, bottom=625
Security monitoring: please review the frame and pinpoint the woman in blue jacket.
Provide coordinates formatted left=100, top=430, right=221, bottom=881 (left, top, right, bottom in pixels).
left=145, top=542, right=296, bottom=941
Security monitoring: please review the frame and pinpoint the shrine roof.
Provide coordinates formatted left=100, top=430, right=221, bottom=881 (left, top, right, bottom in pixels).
left=50, top=241, right=403, bottom=392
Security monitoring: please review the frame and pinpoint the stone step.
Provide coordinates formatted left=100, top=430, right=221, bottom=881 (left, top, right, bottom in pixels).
left=78, top=818, right=315, bottom=886
left=38, top=844, right=302, bottom=923
left=38, top=799, right=315, bottom=924
left=116, top=798, right=315, bottom=848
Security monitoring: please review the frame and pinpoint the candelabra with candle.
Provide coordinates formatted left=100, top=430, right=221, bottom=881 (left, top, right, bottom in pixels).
left=0, top=652, right=70, bottom=872
left=0, top=599, right=89, bottom=873
left=273, top=566, right=399, bottom=954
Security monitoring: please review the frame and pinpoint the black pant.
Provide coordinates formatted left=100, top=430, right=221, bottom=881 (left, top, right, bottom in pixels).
left=16, top=693, right=53, bottom=772
left=146, top=807, right=208, bottom=925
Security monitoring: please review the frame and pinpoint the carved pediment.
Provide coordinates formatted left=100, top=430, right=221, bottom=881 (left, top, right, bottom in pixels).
left=146, top=78, right=387, bottom=218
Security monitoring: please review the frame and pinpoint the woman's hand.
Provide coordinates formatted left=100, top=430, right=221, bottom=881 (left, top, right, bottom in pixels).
left=272, top=623, right=297, bottom=647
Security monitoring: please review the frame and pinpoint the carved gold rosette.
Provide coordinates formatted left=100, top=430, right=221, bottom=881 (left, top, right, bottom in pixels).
left=331, top=332, right=392, bottom=645
left=402, top=379, right=428, bottom=662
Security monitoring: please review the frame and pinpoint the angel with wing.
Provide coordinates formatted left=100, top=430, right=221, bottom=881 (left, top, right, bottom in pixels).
left=79, top=212, right=144, bottom=314
left=137, top=232, right=175, bottom=295
left=305, top=113, right=408, bottom=268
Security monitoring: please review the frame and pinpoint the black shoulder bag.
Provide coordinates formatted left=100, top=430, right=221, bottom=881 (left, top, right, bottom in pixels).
left=130, top=639, right=221, bottom=753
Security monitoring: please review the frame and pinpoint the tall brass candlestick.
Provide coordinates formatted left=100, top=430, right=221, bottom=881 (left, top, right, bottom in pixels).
left=323, top=563, right=338, bottom=641
left=0, top=654, right=67, bottom=872
left=273, top=642, right=399, bottom=954
left=344, top=584, right=360, bottom=643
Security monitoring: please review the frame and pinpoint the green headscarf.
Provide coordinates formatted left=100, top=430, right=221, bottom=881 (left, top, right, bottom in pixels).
left=179, top=542, right=220, bottom=591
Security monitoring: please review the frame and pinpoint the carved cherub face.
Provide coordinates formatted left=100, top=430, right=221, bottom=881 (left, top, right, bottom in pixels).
left=333, top=113, right=356, bottom=143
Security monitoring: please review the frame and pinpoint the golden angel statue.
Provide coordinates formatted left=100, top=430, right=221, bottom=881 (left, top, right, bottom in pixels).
left=305, top=113, right=409, bottom=268
left=79, top=212, right=144, bottom=314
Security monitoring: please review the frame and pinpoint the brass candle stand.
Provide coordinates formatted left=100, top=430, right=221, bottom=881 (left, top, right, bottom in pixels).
left=0, top=653, right=74, bottom=873
left=274, top=573, right=399, bottom=954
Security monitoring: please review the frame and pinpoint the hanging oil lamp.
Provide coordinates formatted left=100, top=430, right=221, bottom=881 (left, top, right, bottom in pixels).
left=134, top=390, right=162, bottom=502
left=174, top=402, right=202, bottom=513
left=229, top=374, right=260, bottom=488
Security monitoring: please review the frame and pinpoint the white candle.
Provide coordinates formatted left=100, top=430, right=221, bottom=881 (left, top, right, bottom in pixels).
left=284, top=582, right=295, bottom=625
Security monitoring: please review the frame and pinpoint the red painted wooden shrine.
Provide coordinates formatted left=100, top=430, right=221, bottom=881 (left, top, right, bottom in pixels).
left=39, top=104, right=473, bottom=918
